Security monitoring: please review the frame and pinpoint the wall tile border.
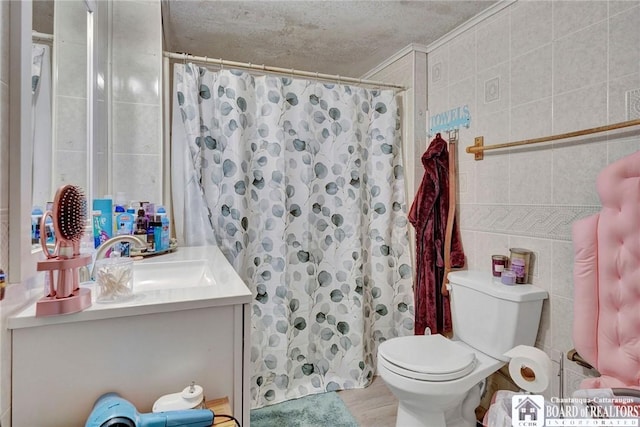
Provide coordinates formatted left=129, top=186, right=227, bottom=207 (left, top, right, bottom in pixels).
left=459, top=203, right=601, bottom=241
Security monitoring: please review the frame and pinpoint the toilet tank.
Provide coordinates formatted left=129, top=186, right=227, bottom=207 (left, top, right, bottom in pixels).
left=448, top=270, right=548, bottom=362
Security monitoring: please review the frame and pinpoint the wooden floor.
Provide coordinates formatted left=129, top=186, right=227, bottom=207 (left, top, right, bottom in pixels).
left=337, top=376, right=398, bottom=427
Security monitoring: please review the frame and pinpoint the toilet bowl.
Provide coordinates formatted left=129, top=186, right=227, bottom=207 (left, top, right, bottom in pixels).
left=378, top=270, right=548, bottom=427
left=378, top=334, right=503, bottom=427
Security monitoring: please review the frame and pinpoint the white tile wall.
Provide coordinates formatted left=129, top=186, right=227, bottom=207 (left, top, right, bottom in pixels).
left=609, top=6, right=640, bottom=80
left=427, top=0, right=640, bottom=396
left=476, top=12, right=510, bottom=73
left=52, top=0, right=163, bottom=204
left=510, top=45, right=552, bottom=107
left=510, top=0, right=552, bottom=56
left=552, top=22, right=607, bottom=96
left=111, top=0, right=163, bottom=204
left=552, top=1, right=608, bottom=41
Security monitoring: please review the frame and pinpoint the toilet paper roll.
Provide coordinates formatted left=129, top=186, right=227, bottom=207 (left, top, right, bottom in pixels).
left=504, top=345, right=553, bottom=393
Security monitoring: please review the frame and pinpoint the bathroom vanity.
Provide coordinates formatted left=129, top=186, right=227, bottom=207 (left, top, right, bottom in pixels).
left=8, top=246, right=252, bottom=427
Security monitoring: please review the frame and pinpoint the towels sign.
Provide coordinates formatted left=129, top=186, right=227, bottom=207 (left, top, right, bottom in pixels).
left=428, top=105, right=471, bottom=136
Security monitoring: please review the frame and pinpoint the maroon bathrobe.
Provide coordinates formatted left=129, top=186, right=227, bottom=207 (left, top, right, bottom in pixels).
left=408, top=133, right=465, bottom=335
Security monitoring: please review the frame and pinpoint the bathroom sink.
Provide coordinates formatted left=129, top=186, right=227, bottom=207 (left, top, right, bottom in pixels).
left=132, top=259, right=216, bottom=291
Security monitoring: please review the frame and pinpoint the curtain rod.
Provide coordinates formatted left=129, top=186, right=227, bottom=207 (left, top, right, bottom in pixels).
left=468, top=118, right=640, bottom=160
left=163, top=51, right=407, bottom=91
left=32, top=30, right=53, bottom=43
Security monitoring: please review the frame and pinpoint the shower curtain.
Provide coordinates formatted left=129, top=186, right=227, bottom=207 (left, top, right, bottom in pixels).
left=171, top=64, right=414, bottom=407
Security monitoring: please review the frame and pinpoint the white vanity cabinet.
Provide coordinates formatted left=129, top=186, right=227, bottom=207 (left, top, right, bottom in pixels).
left=9, top=246, right=252, bottom=427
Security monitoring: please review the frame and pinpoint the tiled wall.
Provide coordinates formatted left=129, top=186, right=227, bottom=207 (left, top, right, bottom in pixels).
left=53, top=0, right=163, bottom=205
left=427, top=0, right=640, bottom=397
left=111, top=0, right=163, bottom=204
left=52, top=1, right=89, bottom=194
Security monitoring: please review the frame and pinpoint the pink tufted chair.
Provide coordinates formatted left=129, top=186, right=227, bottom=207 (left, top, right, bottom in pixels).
left=572, top=149, right=640, bottom=389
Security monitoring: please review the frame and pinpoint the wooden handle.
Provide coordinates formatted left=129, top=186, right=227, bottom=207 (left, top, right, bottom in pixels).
left=441, top=141, right=457, bottom=296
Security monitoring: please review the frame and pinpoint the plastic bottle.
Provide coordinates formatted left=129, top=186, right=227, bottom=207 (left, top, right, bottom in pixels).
left=93, top=197, right=113, bottom=243
left=150, top=216, right=163, bottom=252
left=43, top=201, right=55, bottom=244
left=115, top=209, right=135, bottom=257
left=0, top=268, right=6, bottom=301
left=113, top=204, right=125, bottom=236
left=157, top=206, right=171, bottom=252
left=147, top=216, right=157, bottom=252
left=134, top=208, right=149, bottom=250
left=79, top=219, right=94, bottom=282
left=31, top=206, right=43, bottom=244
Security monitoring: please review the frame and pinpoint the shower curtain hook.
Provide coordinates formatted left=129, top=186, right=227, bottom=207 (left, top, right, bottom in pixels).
left=220, top=58, right=223, bottom=70
left=315, top=71, right=319, bottom=81
left=183, top=53, right=187, bottom=65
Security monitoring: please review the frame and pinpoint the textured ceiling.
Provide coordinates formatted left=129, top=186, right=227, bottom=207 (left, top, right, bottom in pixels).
left=162, top=0, right=497, bottom=77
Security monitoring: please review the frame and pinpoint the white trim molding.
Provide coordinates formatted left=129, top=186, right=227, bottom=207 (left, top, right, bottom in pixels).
left=426, top=0, right=515, bottom=53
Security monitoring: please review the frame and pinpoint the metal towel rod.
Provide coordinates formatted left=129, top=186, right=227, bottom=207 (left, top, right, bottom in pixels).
left=468, top=118, right=640, bottom=160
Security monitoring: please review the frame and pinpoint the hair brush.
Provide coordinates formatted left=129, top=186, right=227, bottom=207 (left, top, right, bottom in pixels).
left=40, top=185, right=87, bottom=297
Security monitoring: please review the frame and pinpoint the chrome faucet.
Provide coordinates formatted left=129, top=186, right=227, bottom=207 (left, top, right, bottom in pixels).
left=90, top=236, right=147, bottom=280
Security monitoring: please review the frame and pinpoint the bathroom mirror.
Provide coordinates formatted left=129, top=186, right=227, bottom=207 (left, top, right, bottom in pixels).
left=9, top=0, right=36, bottom=283
left=9, top=0, right=103, bottom=283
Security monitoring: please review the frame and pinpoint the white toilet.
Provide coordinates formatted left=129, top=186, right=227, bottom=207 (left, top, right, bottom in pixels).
left=378, top=270, right=548, bottom=427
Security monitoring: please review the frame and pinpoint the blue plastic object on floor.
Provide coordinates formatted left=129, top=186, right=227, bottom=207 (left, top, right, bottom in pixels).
left=85, top=392, right=214, bottom=427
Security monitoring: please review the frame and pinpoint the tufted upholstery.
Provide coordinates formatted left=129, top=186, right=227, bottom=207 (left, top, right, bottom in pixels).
left=572, top=150, right=640, bottom=389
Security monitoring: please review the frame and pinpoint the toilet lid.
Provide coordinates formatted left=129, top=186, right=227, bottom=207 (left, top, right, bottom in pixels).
left=378, top=334, right=477, bottom=381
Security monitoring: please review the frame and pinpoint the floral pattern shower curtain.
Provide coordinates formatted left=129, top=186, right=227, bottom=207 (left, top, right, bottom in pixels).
left=172, top=64, right=414, bottom=407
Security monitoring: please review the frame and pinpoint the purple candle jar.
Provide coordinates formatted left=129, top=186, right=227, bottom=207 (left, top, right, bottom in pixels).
left=492, top=255, right=509, bottom=277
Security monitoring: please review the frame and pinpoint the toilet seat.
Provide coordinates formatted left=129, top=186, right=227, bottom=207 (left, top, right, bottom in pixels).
left=378, top=334, right=477, bottom=381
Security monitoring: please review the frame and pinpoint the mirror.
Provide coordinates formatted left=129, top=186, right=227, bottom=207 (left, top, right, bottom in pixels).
left=29, top=0, right=105, bottom=249
left=31, top=1, right=54, bottom=247
left=8, top=0, right=104, bottom=283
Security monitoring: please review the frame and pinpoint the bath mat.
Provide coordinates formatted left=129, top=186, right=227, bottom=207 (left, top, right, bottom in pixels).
left=250, top=391, right=359, bottom=427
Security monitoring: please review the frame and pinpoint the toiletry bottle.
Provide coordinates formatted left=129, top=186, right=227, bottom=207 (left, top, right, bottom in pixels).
left=147, top=215, right=157, bottom=252
left=44, top=201, right=55, bottom=244
left=31, top=206, right=43, bottom=244
left=143, top=202, right=155, bottom=221
left=116, top=222, right=131, bottom=257
left=116, top=210, right=135, bottom=235
left=79, top=219, right=94, bottom=282
left=0, top=268, right=5, bottom=301
left=93, top=198, right=113, bottom=242
left=92, top=210, right=105, bottom=249
left=134, top=208, right=149, bottom=249
left=151, top=216, right=164, bottom=252
left=115, top=209, right=134, bottom=254
left=157, top=206, right=171, bottom=251
left=113, top=204, right=125, bottom=235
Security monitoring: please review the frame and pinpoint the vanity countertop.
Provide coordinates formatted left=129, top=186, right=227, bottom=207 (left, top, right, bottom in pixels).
left=8, top=245, right=252, bottom=329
